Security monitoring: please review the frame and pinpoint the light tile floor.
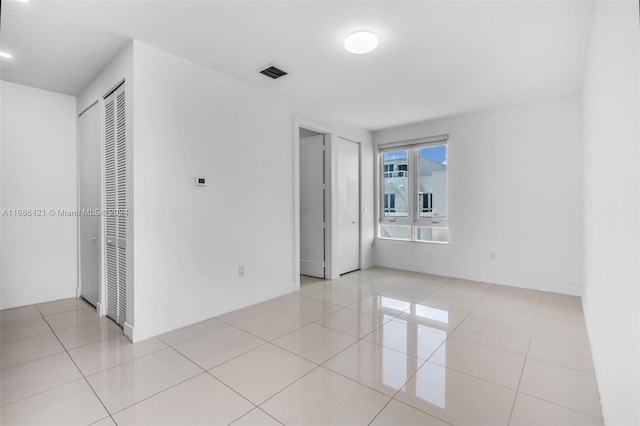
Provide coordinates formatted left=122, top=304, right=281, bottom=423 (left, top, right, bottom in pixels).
left=0, top=267, right=603, bottom=425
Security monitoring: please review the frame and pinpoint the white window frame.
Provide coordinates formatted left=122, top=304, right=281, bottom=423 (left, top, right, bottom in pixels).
left=378, top=134, right=449, bottom=243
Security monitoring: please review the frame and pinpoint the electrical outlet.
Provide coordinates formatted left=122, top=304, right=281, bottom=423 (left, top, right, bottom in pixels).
left=238, top=265, right=245, bottom=277
left=490, top=252, right=496, bottom=260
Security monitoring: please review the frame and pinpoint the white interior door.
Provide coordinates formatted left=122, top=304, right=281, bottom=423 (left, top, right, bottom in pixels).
left=300, top=134, right=325, bottom=278
left=78, top=103, right=100, bottom=306
left=337, top=138, right=360, bottom=275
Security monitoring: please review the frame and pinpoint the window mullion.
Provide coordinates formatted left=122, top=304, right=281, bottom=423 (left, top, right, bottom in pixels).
left=409, top=147, right=417, bottom=240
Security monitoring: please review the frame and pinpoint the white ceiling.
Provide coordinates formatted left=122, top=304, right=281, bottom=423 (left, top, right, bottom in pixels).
left=0, top=1, right=595, bottom=131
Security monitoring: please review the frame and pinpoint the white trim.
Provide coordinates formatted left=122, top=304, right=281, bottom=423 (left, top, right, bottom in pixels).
left=96, top=302, right=106, bottom=317
left=76, top=109, right=82, bottom=308
left=123, top=321, right=134, bottom=342
left=78, top=100, right=98, bottom=118
left=0, top=288, right=77, bottom=310
left=99, top=95, right=107, bottom=325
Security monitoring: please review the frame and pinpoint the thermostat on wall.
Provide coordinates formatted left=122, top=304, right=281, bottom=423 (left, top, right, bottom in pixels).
left=195, top=177, right=206, bottom=186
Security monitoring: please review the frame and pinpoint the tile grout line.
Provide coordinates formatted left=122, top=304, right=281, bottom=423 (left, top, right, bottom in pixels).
left=0, top=324, right=92, bottom=408
left=39, top=302, right=119, bottom=426
left=2, top=274, right=596, bottom=425
left=320, top=277, right=452, bottom=425
left=221, top=278, right=592, bottom=424
left=174, top=337, right=270, bottom=373
left=35, top=300, right=212, bottom=424
left=225, top=407, right=285, bottom=426
left=511, top=358, right=604, bottom=418
left=102, top=341, right=213, bottom=420
left=162, top=338, right=272, bottom=419
left=217, top=292, right=316, bottom=327
left=243, top=280, right=411, bottom=419
left=506, top=291, right=542, bottom=425
left=366, top=280, right=495, bottom=425
left=108, top=370, right=205, bottom=420
left=0, top=333, right=66, bottom=371
left=515, top=391, right=605, bottom=421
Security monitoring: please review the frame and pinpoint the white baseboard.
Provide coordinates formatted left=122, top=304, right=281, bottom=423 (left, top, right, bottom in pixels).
left=123, top=322, right=134, bottom=342
left=1, top=287, right=77, bottom=310
left=124, top=282, right=296, bottom=342
left=96, top=302, right=106, bottom=317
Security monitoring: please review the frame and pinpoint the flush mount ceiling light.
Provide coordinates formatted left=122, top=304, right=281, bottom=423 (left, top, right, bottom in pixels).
left=0, top=52, right=13, bottom=59
left=344, top=31, right=379, bottom=54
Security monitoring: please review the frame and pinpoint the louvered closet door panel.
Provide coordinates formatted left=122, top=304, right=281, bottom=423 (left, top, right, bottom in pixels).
left=115, top=89, right=127, bottom=325
left=104, top=84, right=127, bottom=327
left=104, top=94, right=118, bottom=321
left=117, top=247, right=126, bottom=323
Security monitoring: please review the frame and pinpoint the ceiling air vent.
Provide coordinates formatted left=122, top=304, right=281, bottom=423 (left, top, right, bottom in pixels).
left=259, top=64, right=288, bottom=80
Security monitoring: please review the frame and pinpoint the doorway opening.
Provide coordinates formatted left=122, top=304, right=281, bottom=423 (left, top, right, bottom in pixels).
left=298, top=127, right=328, bottom=280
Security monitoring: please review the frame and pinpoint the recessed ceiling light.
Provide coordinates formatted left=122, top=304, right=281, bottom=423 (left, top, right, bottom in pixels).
left=16, top=0, right=30, bottom=3
left=344, top=31, right=379, bottom=55
left=0, top=52, right=13, bottom=59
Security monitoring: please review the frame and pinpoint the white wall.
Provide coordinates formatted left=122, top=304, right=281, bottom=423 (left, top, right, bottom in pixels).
left=0, top=81, right=77, bottom=309
left=374, top=95, right=584, bottom=295
left=129, top=41, right=372, bottom=340
left=77, top=42, right=133, bottom=115
left=582, top=1, right=639, bottom=424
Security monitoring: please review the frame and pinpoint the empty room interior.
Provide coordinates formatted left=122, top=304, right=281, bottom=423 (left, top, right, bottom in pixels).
left=0, top=1, right=638, bottom=425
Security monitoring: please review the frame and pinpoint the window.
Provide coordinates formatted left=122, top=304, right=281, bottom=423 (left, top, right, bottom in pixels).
left=383, top=193, right=396, bottom=213
left=420, top=192, right=433, bottom=213
left=378, top=135, right=449, bottom=243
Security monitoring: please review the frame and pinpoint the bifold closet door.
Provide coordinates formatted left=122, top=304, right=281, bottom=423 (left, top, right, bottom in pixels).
left=104, top=84, right=127, bottom=326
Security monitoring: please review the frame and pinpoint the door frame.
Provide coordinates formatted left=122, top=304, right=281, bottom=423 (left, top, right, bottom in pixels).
left=294, top=118, right=335, bottom=287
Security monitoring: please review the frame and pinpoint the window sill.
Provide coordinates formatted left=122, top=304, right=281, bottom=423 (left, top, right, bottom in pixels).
left=377, top=236, right=449, bottom=245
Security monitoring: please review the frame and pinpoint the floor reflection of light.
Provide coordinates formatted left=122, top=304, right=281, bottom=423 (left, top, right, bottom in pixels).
left=417, top=318, right=446, bottom=408
left=376, top=295, right=446, bottom=400
left=415, top=304, right=449, bottom=324
left=380, top=296, right=411, bottom=312
left=383, top=318, right=407, bottom=351
left=382, top=345, right=407, bottom=389
left=416, top=362, right=447, bottom=409
left=382, top=314, right=396, bottom=322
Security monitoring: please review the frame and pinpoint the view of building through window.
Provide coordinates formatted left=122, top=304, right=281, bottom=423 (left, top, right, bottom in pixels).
left=380, top=143, right=448, bottom=242
left=382, top=150, right=408, bottom=218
